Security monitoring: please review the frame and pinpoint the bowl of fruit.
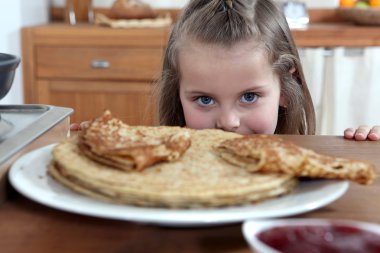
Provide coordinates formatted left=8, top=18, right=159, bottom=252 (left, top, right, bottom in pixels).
left=338, top=0, right=380, bottom=25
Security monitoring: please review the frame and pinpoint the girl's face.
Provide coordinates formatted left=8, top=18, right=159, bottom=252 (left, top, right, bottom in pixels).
left=179, top=40, right=283, bottom=135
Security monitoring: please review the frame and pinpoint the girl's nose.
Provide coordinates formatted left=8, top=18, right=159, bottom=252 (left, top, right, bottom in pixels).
left=216, top=110, right=240, bottom=132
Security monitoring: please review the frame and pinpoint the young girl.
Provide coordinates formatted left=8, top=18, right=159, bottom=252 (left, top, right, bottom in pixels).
left=72, top=0, right=380, bottom=140
left=155, top=0, right=380, bottom=140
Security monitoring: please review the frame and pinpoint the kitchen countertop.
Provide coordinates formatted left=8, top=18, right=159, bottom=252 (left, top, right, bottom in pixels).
left=25, top=21, right=380, bottom=48
left=292, top=22, right=380, bottom=47
left=0, top=133, right=379, bottom=252
left=45, top=6, right=380, bottom=47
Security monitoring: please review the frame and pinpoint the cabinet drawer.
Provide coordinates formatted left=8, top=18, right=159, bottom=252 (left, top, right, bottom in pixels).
left=36, top=46, right=163, bottom=81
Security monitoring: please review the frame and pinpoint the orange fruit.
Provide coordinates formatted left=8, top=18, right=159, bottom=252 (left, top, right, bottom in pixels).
left=340, top=0, right=356, bottom=7
left=370, top=0, right=380, bottom=7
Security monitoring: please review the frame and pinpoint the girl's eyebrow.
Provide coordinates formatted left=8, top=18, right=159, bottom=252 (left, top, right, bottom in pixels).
left=184, top=84, right=270, bottom=96
left=183, top=90, right=213, bottom=96
left=239, top=85, right=270, bottom=93
left=183, top=84, right=271, bottom=96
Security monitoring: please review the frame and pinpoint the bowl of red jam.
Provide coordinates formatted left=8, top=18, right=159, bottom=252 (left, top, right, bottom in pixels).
left=242, top=218, right=380, bottom=253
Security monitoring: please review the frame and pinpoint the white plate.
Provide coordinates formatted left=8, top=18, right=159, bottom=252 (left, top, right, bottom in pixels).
left=8, top=144, right=349, bottom=227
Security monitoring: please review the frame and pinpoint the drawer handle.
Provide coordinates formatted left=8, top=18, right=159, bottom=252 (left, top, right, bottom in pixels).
left=91, top=59, right=110, bottom=69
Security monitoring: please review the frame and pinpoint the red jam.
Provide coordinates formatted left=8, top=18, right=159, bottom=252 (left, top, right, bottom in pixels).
left=257, top=224, right=380, bottom=253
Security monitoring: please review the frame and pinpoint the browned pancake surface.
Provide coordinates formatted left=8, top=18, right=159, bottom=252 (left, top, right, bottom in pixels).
left=79, top=111, right=191, bottom=171
left=216, top=135, right=376, bottom=185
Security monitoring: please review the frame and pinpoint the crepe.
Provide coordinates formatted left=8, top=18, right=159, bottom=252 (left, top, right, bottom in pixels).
left=49, top=127, right=297, bottom=208
left=79, top=111, right=191, bottom=171
left=49, top=111, right=376, bottom=209
left=215, top=135, right=376, bottom=185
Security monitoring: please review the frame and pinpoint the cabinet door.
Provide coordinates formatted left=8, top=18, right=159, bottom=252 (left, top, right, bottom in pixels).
left=36, top=80, right=156, bottom=125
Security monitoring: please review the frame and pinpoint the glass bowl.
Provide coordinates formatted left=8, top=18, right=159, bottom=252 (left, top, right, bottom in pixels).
left=242, top=218, right=380, bottom=253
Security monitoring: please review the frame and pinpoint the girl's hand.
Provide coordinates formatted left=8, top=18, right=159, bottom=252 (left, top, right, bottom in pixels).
left=344, top=125, right=380, bottom=141
left=70, top=121, right=89, bottom=131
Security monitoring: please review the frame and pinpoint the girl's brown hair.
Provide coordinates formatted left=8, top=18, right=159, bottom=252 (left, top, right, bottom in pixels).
left=156, top=0, right=316, bottom=135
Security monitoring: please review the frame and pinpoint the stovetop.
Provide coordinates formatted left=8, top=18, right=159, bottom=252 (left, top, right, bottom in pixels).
left=0, top=104, right=73, bottom=165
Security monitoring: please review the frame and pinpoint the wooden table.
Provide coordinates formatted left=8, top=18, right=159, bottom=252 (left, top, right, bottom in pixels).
left=0, top=135, right=379, bottom=253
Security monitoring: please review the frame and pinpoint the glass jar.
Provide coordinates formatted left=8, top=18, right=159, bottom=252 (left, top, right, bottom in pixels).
left=65, top=0, right=93, bottom=25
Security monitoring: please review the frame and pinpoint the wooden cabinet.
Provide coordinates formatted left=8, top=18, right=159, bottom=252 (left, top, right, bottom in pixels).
left=22, top=24, right=170, bottom=125
left=23, top=23, right=380, bottom=126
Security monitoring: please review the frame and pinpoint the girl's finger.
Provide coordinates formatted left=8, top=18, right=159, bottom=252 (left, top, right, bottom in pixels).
left=354, top=125, right=370, bottom=141
left=344, top=128, right=355, bottom=139
left=70, top=123, right=81, bottom=131
left=368, top=126, right=380, bottom=141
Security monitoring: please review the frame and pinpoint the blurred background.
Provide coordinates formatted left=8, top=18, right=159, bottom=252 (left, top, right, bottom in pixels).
left=1, top=0, right=379, bottom=135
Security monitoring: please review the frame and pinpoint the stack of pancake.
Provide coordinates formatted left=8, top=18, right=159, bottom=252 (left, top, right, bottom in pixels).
left=48, top=111, right=376, bottom=208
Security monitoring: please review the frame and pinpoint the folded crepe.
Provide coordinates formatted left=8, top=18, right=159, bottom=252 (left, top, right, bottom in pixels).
left=215, top=135, right=376, bottom=185
left=79, top=110, right=191, bottom=171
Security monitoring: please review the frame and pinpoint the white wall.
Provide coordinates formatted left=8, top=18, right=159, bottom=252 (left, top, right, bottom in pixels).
left=0, top=0, right=50, bottom=104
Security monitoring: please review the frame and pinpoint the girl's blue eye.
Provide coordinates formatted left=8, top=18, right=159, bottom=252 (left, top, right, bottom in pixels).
left=196, top=96, right=215, bottom=106
left=240, top=92, right=258, bottom=103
